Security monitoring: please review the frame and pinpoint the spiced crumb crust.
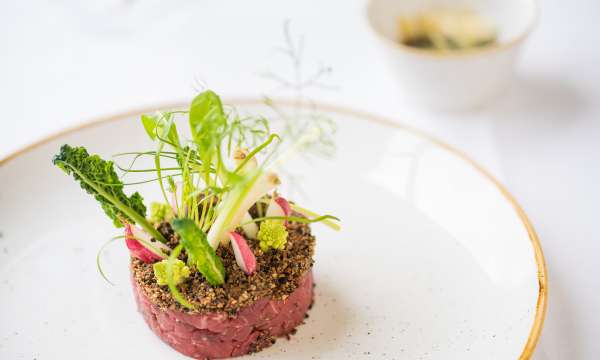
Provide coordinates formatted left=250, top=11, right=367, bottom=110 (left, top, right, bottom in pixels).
left=131, top=217, right=315, bottom=315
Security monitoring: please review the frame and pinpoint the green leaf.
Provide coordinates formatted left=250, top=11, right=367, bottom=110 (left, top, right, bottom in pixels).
left=141, top=112, right=181, bottom=147
left=188, top=90, right=228, bottom=190
left=171, top=218, right=226, bottom=286
left=150, top=114, right=181, bottom=206
left=141, top=114, right=159, bottom=141
left=189, top=90, right=227, bottom=148
left=53, top=144, right=147, bottom=227
left=52, top=144, right=167, bottom=244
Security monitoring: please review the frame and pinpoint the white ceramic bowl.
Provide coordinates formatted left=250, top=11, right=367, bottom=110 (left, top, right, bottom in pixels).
left=366, top=0, right=538, bottom=111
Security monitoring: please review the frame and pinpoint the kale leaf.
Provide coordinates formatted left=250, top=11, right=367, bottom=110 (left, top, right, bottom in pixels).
left=52, top=144, right=146, bottom=228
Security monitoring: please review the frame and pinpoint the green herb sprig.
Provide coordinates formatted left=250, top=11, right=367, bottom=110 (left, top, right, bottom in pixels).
left=53, top=87, right=341, bottom=310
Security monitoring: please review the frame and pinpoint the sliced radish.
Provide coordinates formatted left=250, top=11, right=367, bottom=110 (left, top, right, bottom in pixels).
left=266, top=195, right=292, bottom=224
left=130, top=225, right=171, bottom=252
left=228, top=232, right=257, bottom=275
left=266, top=197, right=285, bottom=218
left=124, top=223, right=166, bottom=264
left=241, top=211, right=258, bottom=239
left=274, top=196, right=291, bottom=217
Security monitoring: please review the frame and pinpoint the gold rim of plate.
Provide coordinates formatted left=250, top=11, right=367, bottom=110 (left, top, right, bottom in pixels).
left=0, top=99, right=547, bottom=359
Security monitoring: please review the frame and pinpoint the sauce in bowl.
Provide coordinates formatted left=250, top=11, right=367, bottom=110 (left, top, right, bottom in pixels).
left=398, top=10, right=497, bottom=51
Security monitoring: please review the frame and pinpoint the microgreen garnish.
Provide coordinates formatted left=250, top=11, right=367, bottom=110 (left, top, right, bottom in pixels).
left=52, top=145, right=166, bottom=244
left=288, top=204, right=342, bottom=231
left=96, top=235, right=125, bottom=286
left=262, top=21, right=337, bottom=159
left=241, top=214, right=341, bottom=229
left=53, top=87, right=340, bottom=309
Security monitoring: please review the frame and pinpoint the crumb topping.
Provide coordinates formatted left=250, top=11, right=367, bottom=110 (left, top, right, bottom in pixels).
left=131, top=217, right=315, bottom=315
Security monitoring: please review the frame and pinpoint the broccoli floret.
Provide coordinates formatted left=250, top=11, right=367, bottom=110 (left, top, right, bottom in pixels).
left=152, top=259, right=191, bottom=286
left=257, top=220, right=288, bottom=251
left=149, top=202, right=174, bottom=225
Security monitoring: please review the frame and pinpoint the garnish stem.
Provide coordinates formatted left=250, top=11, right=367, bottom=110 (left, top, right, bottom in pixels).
left=233, top=134, right=280, bottom=174
left=240, top=214, right=340, bottom=229
left=96, top=235, right=125, bottom=286
left=58, top=161, right=168, bottom=244
left=166, top=244, right=195, bottom=309
left=289, top=203, right=342, bottom=230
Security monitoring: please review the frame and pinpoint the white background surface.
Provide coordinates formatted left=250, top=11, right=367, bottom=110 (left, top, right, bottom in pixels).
left=1, top=0, right=598, bottom=358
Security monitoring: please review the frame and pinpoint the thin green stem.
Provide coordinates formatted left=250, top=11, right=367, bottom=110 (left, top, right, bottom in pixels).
left=58, top=161, right=169, bottom=245
left=289, top=204, right=341, bottom=230
left=121, top=174, right=184, bottom=186
left=166, top=244, right=195, bottom=309
left=113, top=151, right=179, bottom=157
left=96, top=235, right=125, bottom=285
left=233, top=134, right=280, bottom=174
left=155, top=143, right=171, bottom=206
left=116, top=166, right=184, bottom=173
left=241, top=214, right=341, bottom=230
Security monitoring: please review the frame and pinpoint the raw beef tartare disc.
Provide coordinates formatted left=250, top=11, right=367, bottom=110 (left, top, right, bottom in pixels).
left=130, top=220, right=316, bottom=359
left=132, top=271, right=313, bottom=359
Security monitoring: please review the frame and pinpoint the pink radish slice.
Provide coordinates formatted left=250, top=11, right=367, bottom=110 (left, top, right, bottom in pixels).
left=274, top=196, right=291, bottom=216
left=124, top=224, right=163, bottom=264
left=130, top=225, right=171, bottom=252
left=266, top=195, right=292, bottom=224
left=266, top=198, right=284, bottom=217
left=228, top=232, right=257, bottom=275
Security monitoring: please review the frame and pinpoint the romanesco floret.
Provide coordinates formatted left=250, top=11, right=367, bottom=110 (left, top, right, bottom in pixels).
left=152, top=259, right=191, bottom=286
left=257, top=220, right=288, bottom=251
left=150, top=202, right=174, bottom=225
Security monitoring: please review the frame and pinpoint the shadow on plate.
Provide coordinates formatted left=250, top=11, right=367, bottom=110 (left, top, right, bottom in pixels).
left=263, top=276, right=356, bottom=358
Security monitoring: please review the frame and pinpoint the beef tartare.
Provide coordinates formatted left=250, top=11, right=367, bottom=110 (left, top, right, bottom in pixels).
left=131, top=219, right=315, bottom=358
left=52, top=90, right=339, bottom=359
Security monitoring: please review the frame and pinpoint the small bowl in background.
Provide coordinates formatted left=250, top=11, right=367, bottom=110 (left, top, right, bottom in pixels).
left=366, top=0, right=538, bottom=111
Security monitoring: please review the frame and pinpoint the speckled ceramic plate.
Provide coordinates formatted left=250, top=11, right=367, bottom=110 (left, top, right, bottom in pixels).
left=0, top=100, right=546, bottom=359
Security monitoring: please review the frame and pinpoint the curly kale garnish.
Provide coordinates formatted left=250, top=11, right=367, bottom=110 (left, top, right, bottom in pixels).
left=53, top=144, right=147, bottom=227
left=52, top=86, right=341, bottom=309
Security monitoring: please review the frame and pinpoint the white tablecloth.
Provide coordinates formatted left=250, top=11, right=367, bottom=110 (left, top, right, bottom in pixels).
left=1, top=0, right=599, bottom=358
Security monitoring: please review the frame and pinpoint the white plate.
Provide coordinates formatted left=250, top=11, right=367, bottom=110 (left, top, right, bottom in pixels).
left=0, top=100, right=546, bottom=359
